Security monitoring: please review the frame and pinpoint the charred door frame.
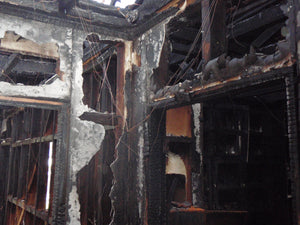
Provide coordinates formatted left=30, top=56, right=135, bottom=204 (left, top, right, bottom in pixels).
left=0, top=95, right=70, bottom=225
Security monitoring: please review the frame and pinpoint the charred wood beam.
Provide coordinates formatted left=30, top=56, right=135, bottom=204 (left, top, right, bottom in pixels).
left=170, top=27, right=199, bottom=42
left=202, top=0, right=226, bottom=62
left=13, top=60, right=56, bottom=76
left=83, top=46, right=116, bottom=73
left=231, top=0, right=278, bottom=24
left=0, top=53, right=19, bottom=77
left=77, top=0, right=180, bottom=25
left=228, top=5, right=286, bottom=39
left=77, top=0, right=122, bottom=17
left=171, top=42, right=192, bottom=55
left=0, top=96, right=65, bottom=111
left=169, top=53, right=185, bottom=66
left=79, top=112, right=119, bottom=126
left=285, top=73, right=300, bottom=225
left=133, top=0, right=173, bottom=22
left=82, top=43, right=110, bottom=63
left=7, top=195, right=49, bottom=222
left=0, top=135, right=56, bottom=147
left=0, top=55, right=56, bottom=81
left=151, top=67, right=293, bottom=109
left=68, top=6, right=130, bottom=28
left=252, top=23, right=284, bottom=48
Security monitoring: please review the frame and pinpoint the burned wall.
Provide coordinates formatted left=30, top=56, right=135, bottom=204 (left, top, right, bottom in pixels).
left=0, top=12, right=109, bottom=225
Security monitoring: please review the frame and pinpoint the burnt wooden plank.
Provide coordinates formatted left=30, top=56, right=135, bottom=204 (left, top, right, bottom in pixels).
left=171, top=42, right=193, bottom=55
left=134, top=0, right=174, bottom=22
left=170, top=27, right=199, bottom=42
left=83, top=46, right=116, bottom=73
left=229, top=5, right=286, bottom=38
left=82, top=42, right=110, bottom=63
left=151, top=67, right=293, bottom=109
left=79, top=112, right=119, bottom=126
left=285, top=74, right=300, bottom=225
left=51, top=105, right=69, bottom=225
left=7, top=196, right=49, bottom=222
left=77, top=0, right=123, bottom=17
left=17, top=145, right=28, bottom=199
left=0, top=53, right=19, bottom=76
left=252, top=23, right=284, bottom=48
left=0, top=145, right=9, bottom=224
left=202, top=0, right=226, bottom=62
left=231, top=0, right=278, bottom=24
left=68, top=6, right=130, bottom=28
left=170, top=53, right=185, bottom=65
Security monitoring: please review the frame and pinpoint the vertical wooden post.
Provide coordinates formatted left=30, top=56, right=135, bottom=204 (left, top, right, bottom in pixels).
left=289, top=0, right=300, bottom=224
left=201, top=0, right=226, bottom=62
left=148, top=108, right=166, bottom=225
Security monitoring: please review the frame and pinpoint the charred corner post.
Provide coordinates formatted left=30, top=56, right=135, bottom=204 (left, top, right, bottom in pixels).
left=0, top=0, right=299, bottom=225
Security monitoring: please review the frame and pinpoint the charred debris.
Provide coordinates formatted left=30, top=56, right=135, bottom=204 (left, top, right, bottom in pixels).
left=0, top=0, right=299, bottom=225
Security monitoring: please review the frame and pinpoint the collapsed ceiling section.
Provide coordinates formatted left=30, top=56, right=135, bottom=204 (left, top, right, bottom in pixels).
left=152, top=0, right=292, bottom=106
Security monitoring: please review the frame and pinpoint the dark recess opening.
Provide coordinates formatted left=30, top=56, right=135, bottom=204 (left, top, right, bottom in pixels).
left=203, top=79, right=292, bottom=225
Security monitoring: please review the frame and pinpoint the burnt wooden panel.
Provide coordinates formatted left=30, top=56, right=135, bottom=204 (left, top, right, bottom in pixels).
left=77, top=130, right=114, bottom=225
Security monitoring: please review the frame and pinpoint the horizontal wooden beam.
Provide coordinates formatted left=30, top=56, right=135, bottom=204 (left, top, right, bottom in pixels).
left=252, top=23, right=284, bottom=48
left=170, top=27, right=199, bottom=42
left=1, top=53, right=19, bottom=76
left=83, top=46, right=116, bottom=73
left=151, top=67, right=293, bottom=109
left=0, top=96, right=65, bottom=109
left=228, top=5, right=286, bottom=38
left=1, top=135, right=56, bottom=147
left=7, top=195, right=49, bottom=222
left=79, top=111, right=119, bottom=126
left=0, top=32, right=59, bottom=59
left=0, top=54, right=56, bottom=78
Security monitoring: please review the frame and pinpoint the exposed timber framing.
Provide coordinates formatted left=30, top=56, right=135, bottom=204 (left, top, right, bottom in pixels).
left=0, top=97, right=69, bottom=225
